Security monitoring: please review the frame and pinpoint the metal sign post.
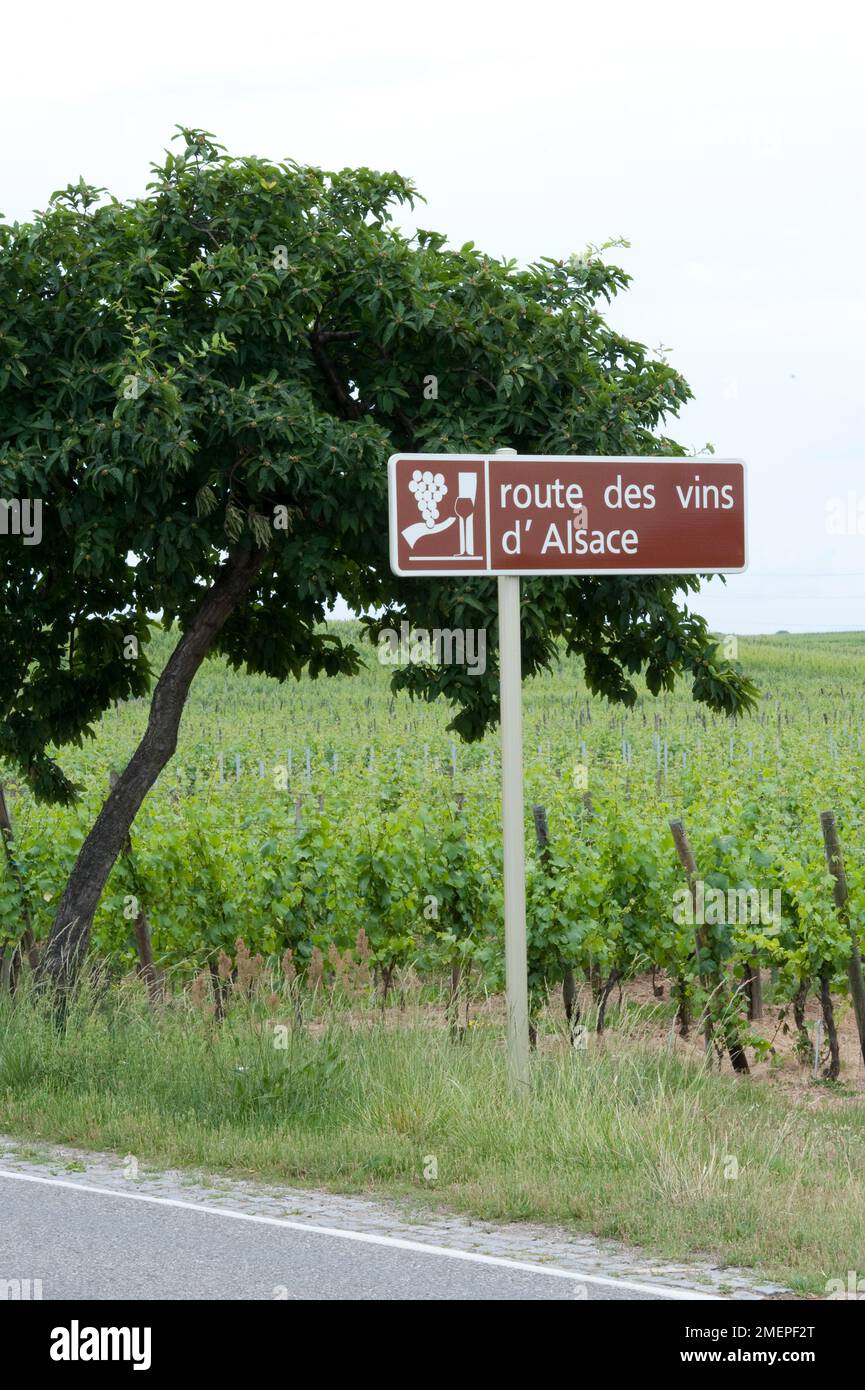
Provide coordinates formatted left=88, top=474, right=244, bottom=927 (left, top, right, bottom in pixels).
left=493, top=448, right=530, bottom=1085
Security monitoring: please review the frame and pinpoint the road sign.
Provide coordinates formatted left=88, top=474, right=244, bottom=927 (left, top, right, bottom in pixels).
left=388, top=454, right=746, bottom=577
left=387, top=449, right=748, bottom=1088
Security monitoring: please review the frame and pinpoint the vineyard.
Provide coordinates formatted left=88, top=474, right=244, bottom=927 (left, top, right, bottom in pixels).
left=2, top=624, right=865, bottom=1083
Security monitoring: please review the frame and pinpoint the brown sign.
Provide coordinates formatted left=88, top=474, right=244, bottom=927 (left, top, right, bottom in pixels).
left=388, top=454, right=746, bottom=576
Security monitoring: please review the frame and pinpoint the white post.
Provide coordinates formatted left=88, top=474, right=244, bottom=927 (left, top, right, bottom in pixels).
left=495, top=446, right=530, bottom=1086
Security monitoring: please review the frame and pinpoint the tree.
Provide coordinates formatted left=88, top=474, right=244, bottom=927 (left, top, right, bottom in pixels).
left=0, top=128, right=757, bottom=991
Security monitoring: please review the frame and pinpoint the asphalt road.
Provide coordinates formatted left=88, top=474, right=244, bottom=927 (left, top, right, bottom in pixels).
left=0, top=1170, right=706, bottom=1301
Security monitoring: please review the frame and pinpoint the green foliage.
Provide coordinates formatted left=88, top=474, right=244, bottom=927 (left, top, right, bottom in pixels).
left=1, top=128, right=755, bottom=804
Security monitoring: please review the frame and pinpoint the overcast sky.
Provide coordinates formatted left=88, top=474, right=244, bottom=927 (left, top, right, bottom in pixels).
left=4, top=0, right=863, bottom=634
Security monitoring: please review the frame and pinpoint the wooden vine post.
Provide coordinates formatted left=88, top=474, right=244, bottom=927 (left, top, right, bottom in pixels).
left=669, top=817, right=750, bottom=1074
left=447, top=792, right=467, bottom=1041
left=820, top=810, right=865, bottom=1066
left=532, top=803, right=575, bottom=1047
left=580, top=790, right=605, bottom=1006
left=745, top=954, right=763, bottom=1022
left=541, top=801, right=576, bottom=1042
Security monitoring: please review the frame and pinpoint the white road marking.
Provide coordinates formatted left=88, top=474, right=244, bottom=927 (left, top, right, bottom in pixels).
left=0, top=1167, right=718, bottom=1300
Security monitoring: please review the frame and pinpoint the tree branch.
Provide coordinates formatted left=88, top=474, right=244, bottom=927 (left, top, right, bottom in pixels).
left=309, top=331, right=363, bottom=421
left=317, top=330, right=361, bottom=343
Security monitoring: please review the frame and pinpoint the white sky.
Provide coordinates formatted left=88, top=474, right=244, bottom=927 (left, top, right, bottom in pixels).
left=3, top=0, right=863, bottom=634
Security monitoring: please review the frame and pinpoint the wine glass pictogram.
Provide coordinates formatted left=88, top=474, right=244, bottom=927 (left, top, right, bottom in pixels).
left=455, top=472, right=478, bottom=556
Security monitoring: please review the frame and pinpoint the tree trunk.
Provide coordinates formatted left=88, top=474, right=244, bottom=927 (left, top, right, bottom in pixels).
left=792, top=978, right=810, bottom=1061
left=378, top=961, right=395, bottom=1010
left=37, top=546, right=264, bottom=994
left=820, top=811, right=865, bottom=1067
left=675, top=975, right=690, bottom=1037
left=793, top=979, right=809, bottom=1034
left=669, top=818, right=749, bottom=1073
left=722, top=1017, right=751, bottom=1074
left=110, top=770, right=161, bottom=1005
left=596, top=968, right=620, bottom=1035
left=818, top=975, right=841, bottom=1081
left=562, top=967, right=579, bottom=1042
left=528, top=983, right=547, bottom=1051
left=589, top=961, right=603, bottom=1004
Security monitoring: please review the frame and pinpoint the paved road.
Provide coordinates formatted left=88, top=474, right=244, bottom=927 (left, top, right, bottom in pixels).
left=0, top=1170, right=706, bottom=1301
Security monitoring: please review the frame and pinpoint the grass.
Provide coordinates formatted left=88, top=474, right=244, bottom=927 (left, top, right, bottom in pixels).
left=1, top=980, right=863, bottom=1296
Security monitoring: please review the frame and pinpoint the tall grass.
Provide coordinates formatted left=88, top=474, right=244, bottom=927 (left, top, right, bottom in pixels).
left=1, top=978, right=863, bottom=1293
